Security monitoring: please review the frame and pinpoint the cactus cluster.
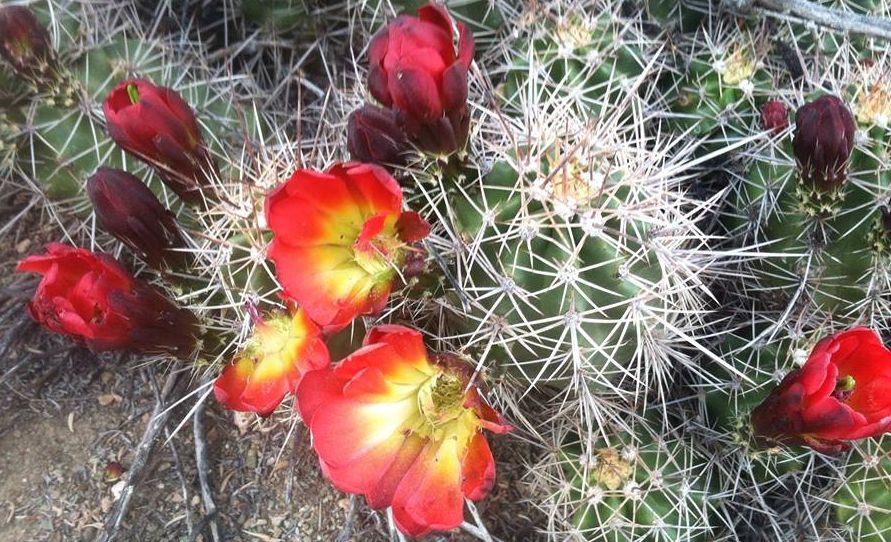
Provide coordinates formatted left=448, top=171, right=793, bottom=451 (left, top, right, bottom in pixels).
left=6, top=0, right=891, bottom=540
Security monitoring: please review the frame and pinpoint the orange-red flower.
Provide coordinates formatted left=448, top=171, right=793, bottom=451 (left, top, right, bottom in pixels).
left=266, top=163, right=430, bottom=331
left=16, top=243, right=199, bottom=356
left=214, top=308, right=329, bottom=416
left=751, top=328, right=891, bottom=453
left=297, top=325, right=510, bottom=537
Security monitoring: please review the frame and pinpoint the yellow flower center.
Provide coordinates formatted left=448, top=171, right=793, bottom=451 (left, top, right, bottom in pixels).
left=544, top=145, right=604, bottom=207
left=418, top=372, right=465, bottom=428
left=243, top=313, right=305, bottom=380
left=555, top=18, right=594, bottom=50
left=353, top=228, right=405, bottom=277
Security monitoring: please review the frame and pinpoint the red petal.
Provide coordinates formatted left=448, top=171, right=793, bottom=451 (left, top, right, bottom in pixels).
left=390, top=437, right=465, bottom=536
left=363, top=325, right=431, bottom=372
left=355, top=213, right=389, bottom=253
left=295, top=367, right=343, bottom=424
left=308, top=395, right=417, bottom=469
left=321, top=432, right=422, bottom=498
left=335, top=339, right=431, bottom=388
left=441, top=63, right=468, bottom=113
left=395, top=211, right=431, bottom=243
left=418, top=4, right=453, bottom=39
left=461, top=432, right=496, bottom=500
left=457, top=22, right=475, bottom=69
left=389, top=67, right=442, bottom=120
left=366, top=434, right=427, bottom=508
left=337, top=163, right=403, bottom=216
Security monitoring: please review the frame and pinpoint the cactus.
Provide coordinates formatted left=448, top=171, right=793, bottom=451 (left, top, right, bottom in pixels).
left=498, top=6, right=656, bottom=117
left=11, top=0, right=891, bottom=540
left=664, top=17, right=775, bottom=153
left=832, top=435, right=891, bottom=540
left=432, top=3, right=718, bottom=405
left=4, top=2, right=266, bottom=206
left=534, top=412, right=716, bottom=541
left=725, top=86, right=891, bottom=331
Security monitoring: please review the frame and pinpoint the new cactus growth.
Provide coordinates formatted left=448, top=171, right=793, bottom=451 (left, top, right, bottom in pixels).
left=547, top=418, right=716, bottom=541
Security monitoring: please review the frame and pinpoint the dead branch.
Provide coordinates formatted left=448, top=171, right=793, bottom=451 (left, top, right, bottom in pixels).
left=191, top=389, right=221, bottom=542
left=725, top=0, right=891, bottom=40
left=94, top=370, right=183, bottom=542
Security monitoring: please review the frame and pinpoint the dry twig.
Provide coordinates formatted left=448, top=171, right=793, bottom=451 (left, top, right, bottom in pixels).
left=725, top=0, right=891, bottom=40
left=95, top=370, right=183, bottom=542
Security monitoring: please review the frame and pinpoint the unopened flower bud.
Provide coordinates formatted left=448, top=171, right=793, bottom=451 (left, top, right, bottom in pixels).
left=761, top=100, right=788, bottom=135
left=0, top=6, right=58, bottom=83
left=792, top=95, right=856, bottom=191
left=87, top=168, right=187, bottom=269
left=347, top=105, right=410, bottom=167
left=367, top=4, right=474, bottom=157
left=103, top=79, right=218, bottom=205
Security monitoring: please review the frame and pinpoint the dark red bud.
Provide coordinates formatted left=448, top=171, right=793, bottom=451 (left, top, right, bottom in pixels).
left=792, top=95, right=856, bottom=191
left=402, top=249, right=428, bottom=279
left=0, top=6, right=57, bottom=82
left=761, top=100, right=788, bottom=135
left=87, top=168, right=187, bottom=269
left=366, top=4, right=474, bottom=157
left=103, top=79, right=218, bottom=205
left=347, top=105, right=410, bottom=167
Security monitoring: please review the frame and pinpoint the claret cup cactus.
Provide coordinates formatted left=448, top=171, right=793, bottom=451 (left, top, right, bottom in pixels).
left=8, top=1, right=891, bottom=541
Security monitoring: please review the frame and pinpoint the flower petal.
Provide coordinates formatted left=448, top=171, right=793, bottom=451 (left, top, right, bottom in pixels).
left=391, top=436, right=465, bottom=536
left=461, top=432, right=496, bottom=500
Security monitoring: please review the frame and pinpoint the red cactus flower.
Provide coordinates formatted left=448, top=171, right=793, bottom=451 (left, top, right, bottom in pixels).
left=87, top=168, right=186, bottom=269
left=103, top=79, right=218, bottom=204
left=751, top=328, right=891, bottom=453
left=16, top=243, right=199, bottom=356
left=792, top=95, right=856, bottom=191
left=297, top=325, right=511, bottom=537
left=367, top=4, right=474, bottom=156
left=347, top=105, right=410, bottom=167
left=213, top=308, right=329, bottom=416
left=266, top=163, right=430, bottom=331
left=0, top=6, right=57, bottom=82
left=761, top=100, right=788, bottom=135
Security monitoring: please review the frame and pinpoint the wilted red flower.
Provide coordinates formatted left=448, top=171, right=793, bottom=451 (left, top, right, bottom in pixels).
left=266, top=163, right=430, bottom=331
left=751, top=328, right=891, bottom=453
left=367, top=4, right=474, bottom=156
left=347, top=105, right=410, bottom=167
left=17, top=243, right=199, bottom=356
left=297, top=325, right=511, bottom=537
left=0, top=6, right=57, bottom=82
left=87, top=168, right=186, bottom=269
left=213, top=308, right=329, bottom=416
left=792, top=95, right=856, bottom=191
left=761, top=100, right=788, bottom=135
left=103, top=79, right=217, bottom=204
